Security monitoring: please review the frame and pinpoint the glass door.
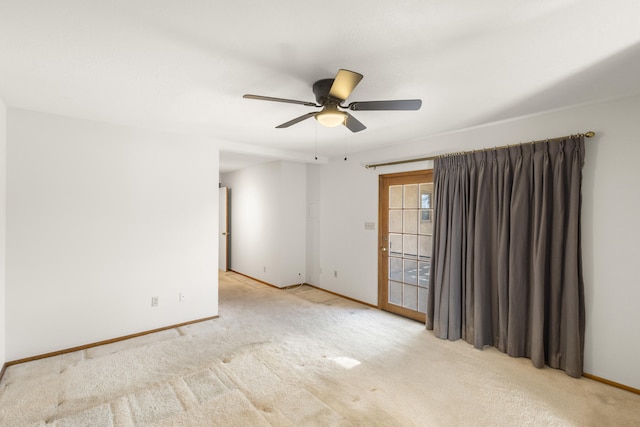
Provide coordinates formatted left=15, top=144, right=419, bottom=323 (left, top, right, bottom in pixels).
left=379, top=171, right=433, bottom=322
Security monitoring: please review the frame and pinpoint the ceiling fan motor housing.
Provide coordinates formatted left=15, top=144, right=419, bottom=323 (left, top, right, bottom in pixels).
left=313, top=78, right=339, bottom=105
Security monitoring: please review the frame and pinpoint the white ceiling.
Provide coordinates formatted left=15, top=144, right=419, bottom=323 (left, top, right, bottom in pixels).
left=1, top=1, right=640, bottom=172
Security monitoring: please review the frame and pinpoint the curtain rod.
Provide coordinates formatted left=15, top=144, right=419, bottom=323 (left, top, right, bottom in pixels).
left=364, top=131, right=596, bottom=169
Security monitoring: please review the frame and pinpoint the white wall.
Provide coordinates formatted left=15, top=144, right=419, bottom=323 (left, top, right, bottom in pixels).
left=0, top=98, right=6, bottom=368
left=308, top=160, right=381, bottom=304
left=221, top=160, right=306, bottom=287
left=305, top=164, right=321, bottom=286
left=6, top=109, right=219, bottom=361
left=279, top=161, right=307, bottom=285
left=309, top=95, right=640, bottom=389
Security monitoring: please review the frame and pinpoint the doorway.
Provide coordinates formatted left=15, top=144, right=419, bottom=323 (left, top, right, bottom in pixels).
left=219, top=186, right=230, bottom=271
left=378, top=171, right=433, bottom=322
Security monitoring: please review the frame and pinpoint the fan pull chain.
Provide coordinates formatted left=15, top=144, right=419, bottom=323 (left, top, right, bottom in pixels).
left=315, top=121, right=318, bottom=160
left=344, top=127, right=348, bottom=161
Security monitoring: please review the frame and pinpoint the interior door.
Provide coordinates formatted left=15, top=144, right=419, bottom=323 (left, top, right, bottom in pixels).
left=218, top=186, right=229, bottom=271
left=379, top=171, right=433, bottom=322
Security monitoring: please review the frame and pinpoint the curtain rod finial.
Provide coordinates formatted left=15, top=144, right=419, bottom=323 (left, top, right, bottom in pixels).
left=585, top=131, right=595, bottom=138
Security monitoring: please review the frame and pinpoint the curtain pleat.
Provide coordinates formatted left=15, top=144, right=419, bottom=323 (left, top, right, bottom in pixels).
left=426, top=137, right=585, bottom=377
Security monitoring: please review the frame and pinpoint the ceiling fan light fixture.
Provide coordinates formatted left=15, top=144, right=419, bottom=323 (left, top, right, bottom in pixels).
left=316, top=110, right=346, bottom=128
left=244, top=68, right=421, bottom=132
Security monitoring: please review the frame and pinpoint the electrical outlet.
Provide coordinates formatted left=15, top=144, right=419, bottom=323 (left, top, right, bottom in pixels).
left=151, top=296, right=159, bottom=307
left=179, top=292, right=185, bottom=302
left=334, top=270, right=338, bottom=278
left=263, top=266, right=267, bottom=272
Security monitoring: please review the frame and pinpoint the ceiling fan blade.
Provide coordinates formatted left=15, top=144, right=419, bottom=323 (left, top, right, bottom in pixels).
left=275, top=112, right=318, bottom=128
left=328, top=69, right=364, bottom=101
left=347, top=99, right=422, bottom=111
left=344, top=112, right=366, bottom=133
left=243, top=94, right=318, bottom=107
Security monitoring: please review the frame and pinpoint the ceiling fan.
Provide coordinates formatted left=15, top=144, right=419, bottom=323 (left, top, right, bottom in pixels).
left=243, top=69, right=422, bottom=133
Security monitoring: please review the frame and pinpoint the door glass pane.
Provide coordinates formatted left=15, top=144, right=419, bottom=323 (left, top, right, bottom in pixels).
left=389, top=281, right=403, bottom=305
left=389, top=185, right=403, bottom=209
left=418, top=287, right=428, bottom=313
left=403, top=234, right=417, bottom=258
left=389, top=209, right=402, bottom=233
left=389, top=257, right=403, bottom=282
left=419, top=209, right=433, bottom=235
left=403, top=284, right=418, bottom=310
left=389, top=233, right=402, bottom=256
left=389, top=210, right=403, bottom=233
left=419, top=235, right=432, bottom=259
left=418, top=261, right=430, bottom=288
left=419, top=184, right=432, bottom=208
left=403, top=259, right=418, bottom=285
left=403, top=210, right=418, bottom=234
left=403, top=184, right=419, bottom=208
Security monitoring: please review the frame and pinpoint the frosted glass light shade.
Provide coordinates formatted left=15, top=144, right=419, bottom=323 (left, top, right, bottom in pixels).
left=316, top=111, right=346, bottom=127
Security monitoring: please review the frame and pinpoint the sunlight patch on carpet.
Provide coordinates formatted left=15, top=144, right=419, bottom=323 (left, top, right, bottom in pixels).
left=330, top=356, right=361, bottom=369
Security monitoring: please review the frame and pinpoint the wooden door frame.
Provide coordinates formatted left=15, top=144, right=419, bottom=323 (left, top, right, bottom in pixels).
left=378, top=170, right=433, bottom=322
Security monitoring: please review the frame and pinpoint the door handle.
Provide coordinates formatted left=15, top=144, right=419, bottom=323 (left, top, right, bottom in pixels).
left=221, top=232, right=227, bottom=236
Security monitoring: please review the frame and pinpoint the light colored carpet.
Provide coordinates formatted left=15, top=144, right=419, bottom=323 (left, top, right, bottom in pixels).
left=1, top=271, right=639, bottom=426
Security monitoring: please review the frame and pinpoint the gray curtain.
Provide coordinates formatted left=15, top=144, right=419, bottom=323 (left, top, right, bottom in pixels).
left=426, top=136, right=585, bottom=378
